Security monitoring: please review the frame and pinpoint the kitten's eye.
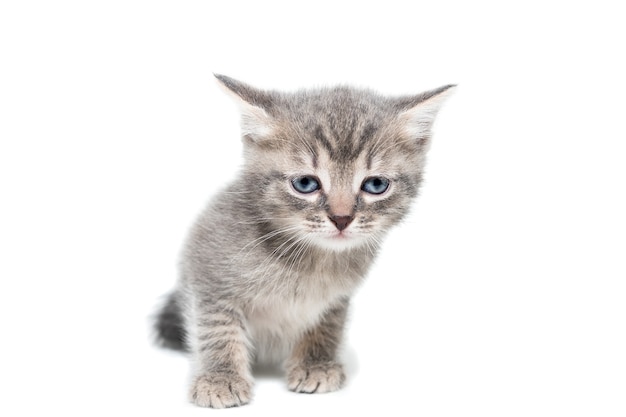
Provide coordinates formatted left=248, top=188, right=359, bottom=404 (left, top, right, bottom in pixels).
left=361, top=176, right=390, bottom=195
left=291, top=176, right=321, bottom=194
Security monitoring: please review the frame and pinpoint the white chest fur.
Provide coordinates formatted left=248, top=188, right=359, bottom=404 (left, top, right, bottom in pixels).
left=245, top=285, right=349, bottom=364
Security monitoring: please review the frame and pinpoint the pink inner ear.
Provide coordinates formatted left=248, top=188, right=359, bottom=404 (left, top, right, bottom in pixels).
left=215, top=74, right=276, bottom=143
left=239, top=107, right=273, bottom=143
left=399, top=86, right=456, bottom=140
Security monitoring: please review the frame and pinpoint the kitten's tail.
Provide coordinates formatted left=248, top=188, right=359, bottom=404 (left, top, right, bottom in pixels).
left=153, top=290, right=187, bottom=351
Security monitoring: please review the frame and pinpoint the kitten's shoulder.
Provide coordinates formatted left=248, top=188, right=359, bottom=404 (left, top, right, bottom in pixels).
left=184, top=179, right=254, bottom=254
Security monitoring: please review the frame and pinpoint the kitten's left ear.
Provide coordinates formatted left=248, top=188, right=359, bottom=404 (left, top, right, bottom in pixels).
left=396, top=84, right=456, bottom=140
left=214, top=74, right=275, bottom=142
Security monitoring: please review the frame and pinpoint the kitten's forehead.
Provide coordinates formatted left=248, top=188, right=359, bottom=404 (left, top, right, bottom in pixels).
left=286, top=89, right=424, bottom=168
left=286, top=88, right=390, bottom=159
left=285, top=124, right=414, bottom=176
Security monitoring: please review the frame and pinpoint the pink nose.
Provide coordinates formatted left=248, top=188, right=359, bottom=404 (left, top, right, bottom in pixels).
left=329, top=215, right=354, bottom=231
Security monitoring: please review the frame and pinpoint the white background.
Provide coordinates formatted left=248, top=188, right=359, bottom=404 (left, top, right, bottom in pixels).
left=1, top=1, right=624, bottom=416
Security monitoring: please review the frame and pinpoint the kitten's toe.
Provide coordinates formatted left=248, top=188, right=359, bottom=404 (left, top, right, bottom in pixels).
left=190, top=373, right=252, bottom=408
left=287, top=361, right=345, bottom=394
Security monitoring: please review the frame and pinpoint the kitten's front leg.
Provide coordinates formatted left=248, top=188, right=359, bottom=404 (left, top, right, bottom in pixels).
left=286, top=299, right=348, bottom=394
left=188, top=301, right=253, bottom=408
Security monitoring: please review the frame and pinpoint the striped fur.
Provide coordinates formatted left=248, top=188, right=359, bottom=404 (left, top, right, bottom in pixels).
left=154, top=75, right=455, bottom=408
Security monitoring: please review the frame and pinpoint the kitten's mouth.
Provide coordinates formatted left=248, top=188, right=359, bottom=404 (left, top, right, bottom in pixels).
left=308, top=229, right=367, bottom=252
left=328, top=229, right=354, bottom=240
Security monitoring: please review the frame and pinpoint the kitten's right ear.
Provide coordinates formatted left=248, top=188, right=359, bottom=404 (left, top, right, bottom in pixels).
left=214, top=74, right=275, bottom=143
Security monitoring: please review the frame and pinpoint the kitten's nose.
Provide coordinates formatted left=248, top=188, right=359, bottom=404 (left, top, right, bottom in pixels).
left=329, top=215, right=354, bottom=232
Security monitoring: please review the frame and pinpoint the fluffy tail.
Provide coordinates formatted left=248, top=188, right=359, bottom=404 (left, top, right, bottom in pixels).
left=153, top=290, right=187, bottom=351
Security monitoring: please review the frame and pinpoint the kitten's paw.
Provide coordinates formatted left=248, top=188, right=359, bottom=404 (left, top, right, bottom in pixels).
left=190, top=373, right=252, bottom=408
left=287, top=361, right=346, bottom=394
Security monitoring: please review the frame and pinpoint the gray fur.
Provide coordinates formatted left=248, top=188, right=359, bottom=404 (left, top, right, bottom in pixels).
left=154, top=75, right=455, bottom=408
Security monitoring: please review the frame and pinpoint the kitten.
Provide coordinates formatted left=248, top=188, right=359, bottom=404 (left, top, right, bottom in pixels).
left=154, top=75, right=454, bottom=408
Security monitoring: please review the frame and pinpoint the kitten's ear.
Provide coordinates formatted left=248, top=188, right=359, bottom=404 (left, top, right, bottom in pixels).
left=214, top=74, right=275, bottom=142
left=395, top=84, right=456, bottom=140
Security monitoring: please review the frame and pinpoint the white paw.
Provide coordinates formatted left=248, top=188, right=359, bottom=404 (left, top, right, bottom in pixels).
left=287, top=362, right=345, bottom=394
left=190, top=373, right=252, bottom=408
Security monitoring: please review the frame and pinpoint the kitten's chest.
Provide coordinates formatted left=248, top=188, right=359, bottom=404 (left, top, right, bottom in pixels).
left=239, top=249, right=370, bottom=362
left=244, top=271, right=354, bottom=363
left=247, top=270, right=350, bottom=329
left=245, top=299, right=334, bottom=364
left=247, top=294, right=332, bottom=335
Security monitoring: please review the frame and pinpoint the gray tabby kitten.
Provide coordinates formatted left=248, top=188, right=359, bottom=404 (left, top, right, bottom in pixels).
left=154, top=75, right=454, bottom=408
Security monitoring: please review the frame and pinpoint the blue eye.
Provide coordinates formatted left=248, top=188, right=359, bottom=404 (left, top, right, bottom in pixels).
left=361, top=177, right=390, bottom=194
left=291, top=176, right=321, bottom=194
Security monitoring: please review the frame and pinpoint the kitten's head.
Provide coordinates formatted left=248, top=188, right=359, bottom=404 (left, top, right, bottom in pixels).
left=216, top=75, right=454, bottom=252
